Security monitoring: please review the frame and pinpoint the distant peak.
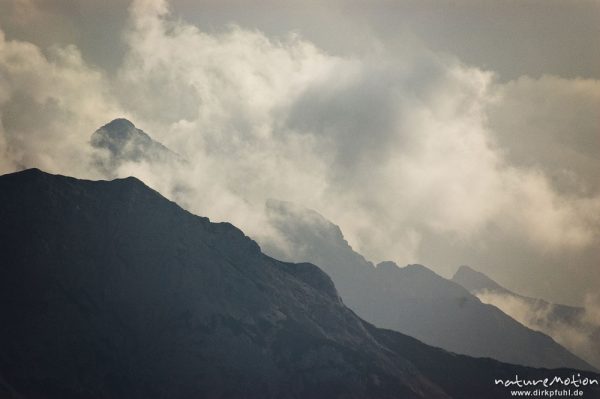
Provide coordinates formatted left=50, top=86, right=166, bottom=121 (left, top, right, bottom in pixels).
left=92, top=118, right=142, bottom=146
left=265, top=199, right=345, bottom=242
left=453, top=265, right=486, bottom=280
left=102, top=118, right=136, bottom=132
left=396, top=264, right=442, bottom=279
left=376, top=262, right=437, bottom=276
left=403, top=263, right=432, bottom=273
left=452, top=265, right=504, bottom=292
left=455, top=265, right=477, bottom=274
left=90, top=118, right=180, bottom=166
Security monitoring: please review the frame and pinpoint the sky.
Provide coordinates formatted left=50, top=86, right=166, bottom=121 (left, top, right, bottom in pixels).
left=0, top=0, right=598, bottom=306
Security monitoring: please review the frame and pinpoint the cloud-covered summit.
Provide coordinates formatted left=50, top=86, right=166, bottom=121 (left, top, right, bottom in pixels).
left=0, top=0, right=598, bottom=305
left=91, top=118, right=181, bottom=174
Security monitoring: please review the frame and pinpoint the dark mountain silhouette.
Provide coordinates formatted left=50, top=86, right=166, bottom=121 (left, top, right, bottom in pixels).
left=91, top=118, right=181, bottom=173
left=262, top=200, right=595, bottom=372
left=1, top=169, right=598, bottom=398
left=453, top=265, right=600, bottom=370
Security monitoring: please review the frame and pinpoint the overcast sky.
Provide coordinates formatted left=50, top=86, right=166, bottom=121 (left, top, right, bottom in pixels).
left=0, top=0, right=598, bottom=306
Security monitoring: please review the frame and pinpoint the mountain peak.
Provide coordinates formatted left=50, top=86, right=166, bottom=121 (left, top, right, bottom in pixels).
left=375, top=261, right=399, bottom=272
left=401, top=263, right=436, bottom=275
left=264, top=199, right=360, bottom=258
left=3, top=168, right=72, bottom=184
left=455, top=265, right=475, bottom=274
left=7, top=167, right=143, bottom=185
left=404, top=263, right=428, bottom=270
left=10, top=167, right=44, bottom=176
left=1, top=168, right=161, bottom=208
left=93, top=118, right=150, bottom=147
left=102, top=118, right=136, bottom=132
left=91, top=119, right=178, bottom=167
left=452, top=265, right=504, bottom=293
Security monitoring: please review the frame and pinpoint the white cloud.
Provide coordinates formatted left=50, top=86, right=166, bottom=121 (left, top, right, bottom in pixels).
left=0, top=29, right=121, bottom=176
left=0, top=0, right=598, bottom=304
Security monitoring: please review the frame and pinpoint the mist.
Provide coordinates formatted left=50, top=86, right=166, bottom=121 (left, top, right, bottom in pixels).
left=0, top=0, right=598, bottom=305
left=477, top=290, right=600, bottom=369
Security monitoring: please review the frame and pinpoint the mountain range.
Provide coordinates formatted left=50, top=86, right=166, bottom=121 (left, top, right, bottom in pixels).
left=262, top=200, right=595, bottom=372
left=88, top=118, right=595, bottom=373
left=1, top=169, right=599, bottom=398
left=453, top=265, right=600, bottom=370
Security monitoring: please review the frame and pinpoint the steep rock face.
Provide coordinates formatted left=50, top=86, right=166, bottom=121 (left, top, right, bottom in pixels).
left=452, top=266, right=600, bottom=370
left=262, top=200, right=595, bottom=372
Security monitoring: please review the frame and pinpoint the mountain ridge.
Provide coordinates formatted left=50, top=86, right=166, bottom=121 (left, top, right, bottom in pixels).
left=262, top=199, right=595, bottom=372
left=1, top=168, right=598, bottom=398
left=82, top=119, right=595, bottom=372
left=452, top=265, right=600, bottom=370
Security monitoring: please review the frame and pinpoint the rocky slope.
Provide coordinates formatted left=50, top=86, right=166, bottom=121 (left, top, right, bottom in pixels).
left=1, top=169, right=598, bottom=398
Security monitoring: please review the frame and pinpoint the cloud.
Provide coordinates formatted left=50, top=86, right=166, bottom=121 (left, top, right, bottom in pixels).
left=0, top=0, right=599, bottom=304
left=488, top=75, right=600, bottom=196
left=476, top=290, right=600, bottom=369
left=0, top=28, right=121, bottom=176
